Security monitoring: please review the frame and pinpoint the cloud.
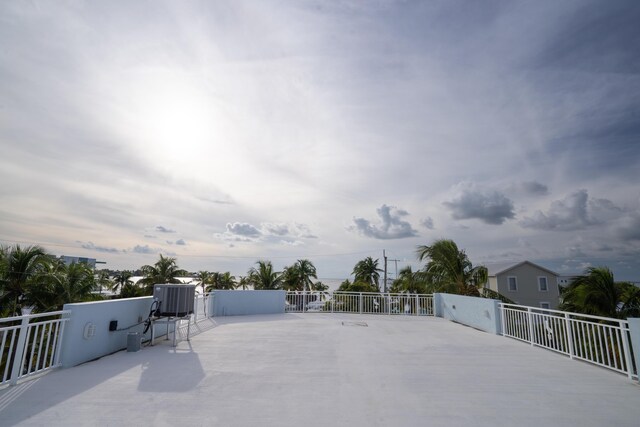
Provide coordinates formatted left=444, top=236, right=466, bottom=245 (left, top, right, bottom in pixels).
left=155, top=226, right=176, bottom=233
left=420, top=217, right=435, bottom=230
left=263, top=223, right=289, bottom=236
left=444, top=184, right=515, bottom=225
left=519, top=181, right=549, bottom=196
left=216, top=221, right=317, bottom=244
left=80, top=241, right=120, bottom=253
left=617, top=215, right=640, bottom=241
left=132, top=245, right=160, bottom=254
left=144, top=235, right=156, bottom=239
left=520, top=190, right=626, bottom=231
left=226, top=222, right=262, bottom=237
left=175, top=239, right=186, bottom=245
left=350, top=205, right=418, bottom=239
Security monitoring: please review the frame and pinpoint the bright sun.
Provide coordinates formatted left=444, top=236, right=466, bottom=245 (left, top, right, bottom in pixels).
left=128, top=72, right=219, bottom=168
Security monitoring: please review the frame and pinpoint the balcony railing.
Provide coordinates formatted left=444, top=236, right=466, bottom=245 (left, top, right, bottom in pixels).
left=500, top=303, right=636, bottom=379
left=285, top=291, right=434, bottom=316
left=1, top=310, right=69, bottom=387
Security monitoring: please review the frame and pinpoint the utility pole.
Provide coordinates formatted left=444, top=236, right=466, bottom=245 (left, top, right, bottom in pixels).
left=383, top=249, right=388, bottom=293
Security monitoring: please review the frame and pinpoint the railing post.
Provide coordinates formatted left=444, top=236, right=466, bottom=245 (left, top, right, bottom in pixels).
left=415, top=294, right=419, bottom=316
left=620, top=320, right=634, bottom=380
left=10, top=310, right=32, bottom=385
left=331, top=291, right=334, bottom=313
left=527, top=307, right=534, bottom=346
left=499, top=304, right=506, bottom=336
left=359, top=293, right=363, bottom=314
left=303, top=291, right=307, bottom=313
left=564, top=313, right=574, bottom=360
left=54, top=314, right=68, bottom=367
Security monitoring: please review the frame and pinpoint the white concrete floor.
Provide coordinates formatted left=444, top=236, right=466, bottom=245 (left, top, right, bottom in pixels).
left=1, top=313, right=639, bottom=427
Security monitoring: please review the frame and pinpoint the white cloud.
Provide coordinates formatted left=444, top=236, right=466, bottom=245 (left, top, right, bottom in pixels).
left=350, top=205, right=418, bottom=240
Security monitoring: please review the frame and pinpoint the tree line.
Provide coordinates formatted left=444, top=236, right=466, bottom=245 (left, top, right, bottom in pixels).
left=2, top=240, right=638, bottom=319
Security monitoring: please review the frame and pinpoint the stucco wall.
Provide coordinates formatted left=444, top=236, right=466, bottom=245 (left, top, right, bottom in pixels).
left=211, top=290, right=285, bottom=316
left=496, top=263, right=560, bottom=309
left=434, top=293, right=502, bottom=335
left=61, top=297, right=156, bottom=368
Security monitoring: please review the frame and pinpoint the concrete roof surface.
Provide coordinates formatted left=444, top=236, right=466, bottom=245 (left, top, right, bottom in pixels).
left=1, top=313, right=639, bottom=427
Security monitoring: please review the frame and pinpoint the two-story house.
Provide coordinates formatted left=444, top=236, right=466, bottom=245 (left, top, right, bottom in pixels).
left=484, top=261, right=560, bottom=309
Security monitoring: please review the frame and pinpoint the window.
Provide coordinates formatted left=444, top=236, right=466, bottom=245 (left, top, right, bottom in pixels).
left=507, top=276, right=517, bottom=291
left=540, top=302, right=550, bottom=310
left=538, top=277, right=548, bottom=291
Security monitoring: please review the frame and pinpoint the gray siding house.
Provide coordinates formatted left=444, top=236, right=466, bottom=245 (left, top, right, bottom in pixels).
left=485, top=261, right=560, bottom=309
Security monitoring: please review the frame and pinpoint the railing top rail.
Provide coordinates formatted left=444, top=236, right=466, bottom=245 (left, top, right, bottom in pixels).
left=0, top=310, right=71, bottom=323
left=499, top=303, right=628, bottom=325
left=286, top=291, right=433, bottom=297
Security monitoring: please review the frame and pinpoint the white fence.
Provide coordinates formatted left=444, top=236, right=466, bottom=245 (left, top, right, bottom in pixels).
left=500, top=303, right=636, bottom=379
left=285, top=291, right=434, bottom=316
left=1, top=310, right=69, bottom=387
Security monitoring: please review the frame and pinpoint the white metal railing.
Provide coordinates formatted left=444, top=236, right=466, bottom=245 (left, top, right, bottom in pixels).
left=285, top=291, right=434, bottom=316
left=499, top=303, right=636, bottom=379
left=1, top=310, right=70, bottom=387
left=192, top=293, right=210, bottom=323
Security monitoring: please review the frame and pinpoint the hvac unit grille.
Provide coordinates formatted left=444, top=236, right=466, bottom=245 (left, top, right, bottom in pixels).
left=153, top=284, right=196, bottom=317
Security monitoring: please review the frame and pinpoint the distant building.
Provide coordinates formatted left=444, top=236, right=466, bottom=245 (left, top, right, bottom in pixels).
left=484, top=261, right=560, bottom=309
left=59, top=255, right=106, bottom=269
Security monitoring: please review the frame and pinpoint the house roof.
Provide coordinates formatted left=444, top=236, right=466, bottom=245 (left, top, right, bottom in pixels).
left=484, top=260, right=559, bottom=277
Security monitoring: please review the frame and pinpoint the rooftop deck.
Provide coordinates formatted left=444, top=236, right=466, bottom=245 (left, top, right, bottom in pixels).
left=1, top=313, right=639, bottom=426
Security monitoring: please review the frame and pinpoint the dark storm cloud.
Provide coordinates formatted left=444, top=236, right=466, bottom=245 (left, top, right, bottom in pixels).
left=351, top=205, right=418, bottom=240
left=444, top=186, right=515, bottom=225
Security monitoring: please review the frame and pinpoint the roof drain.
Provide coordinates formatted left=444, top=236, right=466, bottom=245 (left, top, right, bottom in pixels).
left=342, top=321, right=368, bottom=327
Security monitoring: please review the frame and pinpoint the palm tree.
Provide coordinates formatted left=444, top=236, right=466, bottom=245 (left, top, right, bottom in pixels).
left=0, top=244, right=50, bottom=315
left=26, top=261, right=98, bottom=312
left=416, top=239, right=488, bottom=296
left=235, top=276, right=250, bottom=290
left=560, top=267, right=640, bottom=318
left=113, top=270, right=134, bottom=296
left=217, top=272, right=236, bottom=290
left=390, top=266, right=428, bottom=294
left=282, top=259, right=317, bottom=292
left=352, top=257, right=382, bottom=291
left=95, top=270, right=112, bottom=295
left=138, top=254, right=188, bottom=295
left=247, top=260, right=282, bottom=290
left=193, top=271, right=215, bottom=295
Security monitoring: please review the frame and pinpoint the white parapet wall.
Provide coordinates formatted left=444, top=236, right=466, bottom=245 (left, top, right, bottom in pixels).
left=211, top=290, right=286, bottom=316
left=434, top=293, right=502, bottom=335
left=61, top=297, right=155, bottom=368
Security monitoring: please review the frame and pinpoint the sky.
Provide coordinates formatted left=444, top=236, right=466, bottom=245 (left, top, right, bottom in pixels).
left=1, top=0, right=639, bottom=281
